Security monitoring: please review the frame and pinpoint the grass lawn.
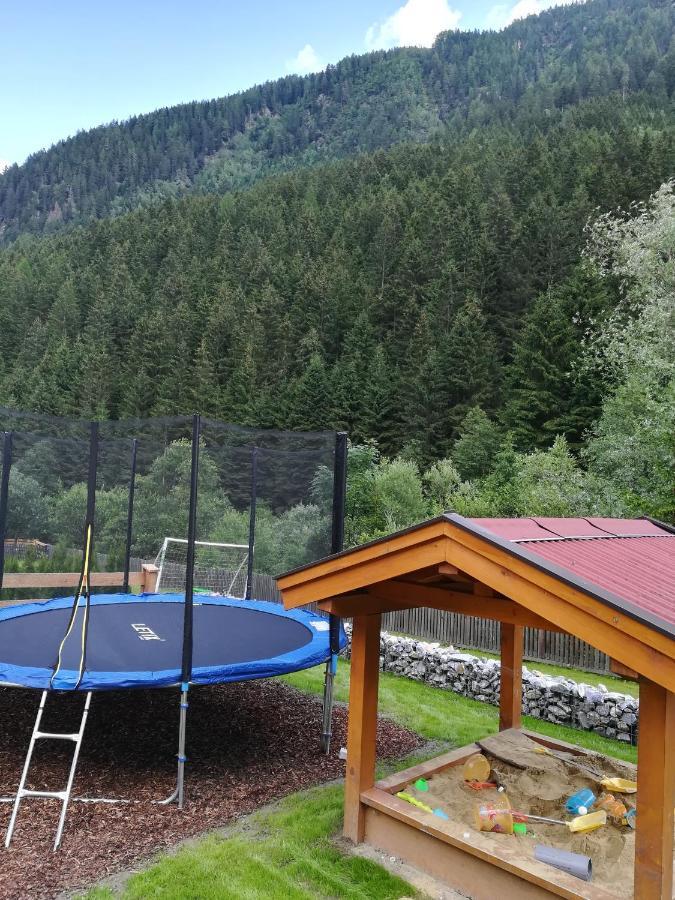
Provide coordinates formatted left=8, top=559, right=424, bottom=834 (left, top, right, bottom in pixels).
left=283, top=661, right=638, bottom=764
left=83, top=786, right=417, bottom=900
left=83, top=661, right=636, bottom=899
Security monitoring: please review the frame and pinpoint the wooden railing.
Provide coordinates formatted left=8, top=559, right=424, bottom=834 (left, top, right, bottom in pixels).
left=1, top=564, right=159, bottom=594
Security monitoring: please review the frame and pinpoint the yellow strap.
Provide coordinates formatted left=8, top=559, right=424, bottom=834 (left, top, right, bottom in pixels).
left=53, top=523, right=92, bottom=687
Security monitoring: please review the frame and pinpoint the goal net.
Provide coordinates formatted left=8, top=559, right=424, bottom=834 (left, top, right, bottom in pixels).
left=154, top=538, right=249, bottom=599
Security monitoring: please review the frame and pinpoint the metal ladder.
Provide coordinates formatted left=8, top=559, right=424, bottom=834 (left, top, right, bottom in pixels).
left=5, top=690, right=92, bottom=851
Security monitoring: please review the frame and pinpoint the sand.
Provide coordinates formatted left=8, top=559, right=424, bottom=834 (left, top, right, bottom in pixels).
left=403, top=733, right=640, bottom=898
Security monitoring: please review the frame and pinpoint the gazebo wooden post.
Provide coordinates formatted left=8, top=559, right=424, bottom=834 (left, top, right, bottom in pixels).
left=634, top=677, right=675, bottom=900
left=499, top=622, right=524, bottom=731
left=344, top=612, right=381, bottom=843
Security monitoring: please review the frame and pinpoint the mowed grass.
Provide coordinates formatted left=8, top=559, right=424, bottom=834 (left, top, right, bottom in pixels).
left=84, top=786, right=417, bottom=900
left=283, top=660, right=638, bottom=764
left=83, top=659, right=636, bottom=898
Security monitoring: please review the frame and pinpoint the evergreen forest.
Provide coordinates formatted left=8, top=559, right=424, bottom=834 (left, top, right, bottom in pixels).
left=0, top=0, right=673, bottom=553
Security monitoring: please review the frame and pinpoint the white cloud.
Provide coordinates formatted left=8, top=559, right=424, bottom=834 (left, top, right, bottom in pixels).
left=486, top=0, right=579, bottom=30
left=365, top=0, right=461, bottom=51
left=0, top=158, right=10, bottom=174
left=286, top=43, right=322, bottom=75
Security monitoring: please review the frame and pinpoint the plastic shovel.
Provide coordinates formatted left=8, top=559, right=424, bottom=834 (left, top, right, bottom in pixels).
left=513, top=810, right=607, bottom=833
left=600, top=777, right=637, bottom=794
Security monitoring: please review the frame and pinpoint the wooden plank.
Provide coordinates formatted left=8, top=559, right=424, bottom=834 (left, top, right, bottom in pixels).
left=609, top=658, right=639, bottom=681
left=278, top=520, right=448, bottom=596
left=280, top=539, right=448, bottom=608
left=344, top=613, right=382, bottom=843
left=1, top=571, right=141, bottom=589
left=436, top=563, right=459, bottom=576
left=369, top=579, right=565, bottom=632
left=375, top=744, right=480, bottom=794
left=361, top=790, right=617, bottom=900
left=635, top=678, right=675, bottom=900
left=318, top=593, right=414, bottom=617
left=500, top=622, right=523, bottom=731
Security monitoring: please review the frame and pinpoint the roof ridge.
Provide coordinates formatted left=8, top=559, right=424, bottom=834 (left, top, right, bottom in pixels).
left=514, top=533, right=675, bottom=544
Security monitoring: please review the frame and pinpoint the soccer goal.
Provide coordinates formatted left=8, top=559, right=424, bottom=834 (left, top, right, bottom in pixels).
left=154, top=538, right=250, bottom=598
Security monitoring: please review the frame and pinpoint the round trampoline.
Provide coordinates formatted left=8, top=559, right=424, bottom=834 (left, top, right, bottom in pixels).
left=0, top=594, right=345, bottom=692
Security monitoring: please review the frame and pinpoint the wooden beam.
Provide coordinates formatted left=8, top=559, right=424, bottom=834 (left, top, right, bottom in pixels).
left=609, top=658, right=639, bottom=681
left=500, top=623, right=524, bottom=731
left=278, top=520, right=449, bottom=606
left=635, top=678, right=675, bottom=900
left=344, top=613, right=381, bottom=844
left=437, top=563, right=459, bottom=576
left=368, top=579, right=565, bottom=632
left=318, top=593, right=412, bottom=617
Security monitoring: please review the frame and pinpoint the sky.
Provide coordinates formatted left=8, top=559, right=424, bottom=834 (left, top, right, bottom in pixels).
left=0, top=0, right=570, bottom=168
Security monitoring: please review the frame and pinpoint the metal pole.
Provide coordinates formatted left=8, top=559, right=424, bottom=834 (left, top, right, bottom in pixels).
left=321, top=431, right=348, bottom=754
left=331, top=432, right=348, bottom=554
left=79, top=422, right=99, bottom=682
left=0, top=432, right=13, bottom=591
left=122, top=439, right=138, bottom=595
left=245, top=446, right=258, bottom=601
left=177, top=413, right=200, bottom=808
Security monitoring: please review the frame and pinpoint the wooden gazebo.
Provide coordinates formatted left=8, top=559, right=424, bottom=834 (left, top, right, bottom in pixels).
left=278, top=514, right=675, bottom=899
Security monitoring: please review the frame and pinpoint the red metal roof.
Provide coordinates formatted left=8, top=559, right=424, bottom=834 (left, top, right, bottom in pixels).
left=469, top=517, right=675, bottom=632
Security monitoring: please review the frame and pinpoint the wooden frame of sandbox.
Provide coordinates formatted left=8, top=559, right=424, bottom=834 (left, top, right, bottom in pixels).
left=278, top=514, right=675, bottom=900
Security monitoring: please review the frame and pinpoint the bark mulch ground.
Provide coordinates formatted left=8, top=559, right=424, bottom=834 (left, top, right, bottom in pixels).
left=0, top=681, right=420, bottom=899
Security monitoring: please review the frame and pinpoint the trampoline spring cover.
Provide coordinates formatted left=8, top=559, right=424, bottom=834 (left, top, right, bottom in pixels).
left=0, top=594, right=346, bottom=691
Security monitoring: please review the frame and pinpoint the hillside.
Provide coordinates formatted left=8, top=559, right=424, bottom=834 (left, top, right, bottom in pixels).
left=0, top=98, right=672, bottom=461
left=1, top=0, right=673, bottom=243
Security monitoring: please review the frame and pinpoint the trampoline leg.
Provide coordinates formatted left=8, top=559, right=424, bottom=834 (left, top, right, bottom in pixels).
left=159, top=687, right=188, bottom=807
left=177, top=688, right=188, bottom=809
left=321, top=656, right=337, bottom=755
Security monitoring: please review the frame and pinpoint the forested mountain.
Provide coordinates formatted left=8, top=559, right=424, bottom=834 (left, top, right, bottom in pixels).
left=1, top=0, right=673, bottom=243
left=0, top=98, right=672, bottom=463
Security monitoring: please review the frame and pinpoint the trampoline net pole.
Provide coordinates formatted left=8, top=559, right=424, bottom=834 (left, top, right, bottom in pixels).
left=245, top=446, right=257, bottom=601
left=121, top=438, right=138, bottom=595
left=0, top=432, right=13, bottom=591
left=321, top=431, right=348, bottom=754
left=176, top=413, right=200, bottom=808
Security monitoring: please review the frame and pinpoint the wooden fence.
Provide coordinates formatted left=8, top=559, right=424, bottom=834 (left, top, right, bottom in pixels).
left=253, top=575, right=609, bottom=673
left=382, top=608, right=609, bottom=673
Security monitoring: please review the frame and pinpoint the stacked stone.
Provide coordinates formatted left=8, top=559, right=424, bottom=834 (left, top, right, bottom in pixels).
left=341, top=624, right=638, bottom=744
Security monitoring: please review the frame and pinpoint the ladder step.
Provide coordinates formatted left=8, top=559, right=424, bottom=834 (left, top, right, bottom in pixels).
left=5, top=689, right=93, bottom=850
left=20, top=789, right=67, bottom=800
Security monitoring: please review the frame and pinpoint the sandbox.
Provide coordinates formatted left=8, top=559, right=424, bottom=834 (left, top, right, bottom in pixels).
left=362, top=730, right=672, bottom=900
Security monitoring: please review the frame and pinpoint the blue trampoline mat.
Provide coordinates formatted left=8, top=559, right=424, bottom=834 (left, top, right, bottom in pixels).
left=0, top=593, right=345, bottom=691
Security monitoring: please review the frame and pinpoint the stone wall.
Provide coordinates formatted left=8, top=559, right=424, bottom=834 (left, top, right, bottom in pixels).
left=343, top=625, right=639, bottom=745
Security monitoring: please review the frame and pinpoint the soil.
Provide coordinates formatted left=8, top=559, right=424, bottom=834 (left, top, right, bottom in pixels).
left=402, top=733, right=639, bottom=899
left=0, top=681, right=421, bottom=900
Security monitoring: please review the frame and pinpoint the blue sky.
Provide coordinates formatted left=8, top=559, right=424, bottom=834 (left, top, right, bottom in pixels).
left=0, top=0, right=569, bottom=167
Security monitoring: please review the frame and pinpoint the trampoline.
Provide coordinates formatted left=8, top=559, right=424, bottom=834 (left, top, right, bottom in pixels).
left=0, top=594, right=346, bottom=692
left=0, top=410, right=349, bottom=847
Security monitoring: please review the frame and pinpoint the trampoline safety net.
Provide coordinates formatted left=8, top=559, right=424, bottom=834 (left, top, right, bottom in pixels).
left=0, top=409, right=347, bottom=684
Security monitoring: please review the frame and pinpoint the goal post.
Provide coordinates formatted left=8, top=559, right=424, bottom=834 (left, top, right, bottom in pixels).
left=154, top=538, right=249, bottom=599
